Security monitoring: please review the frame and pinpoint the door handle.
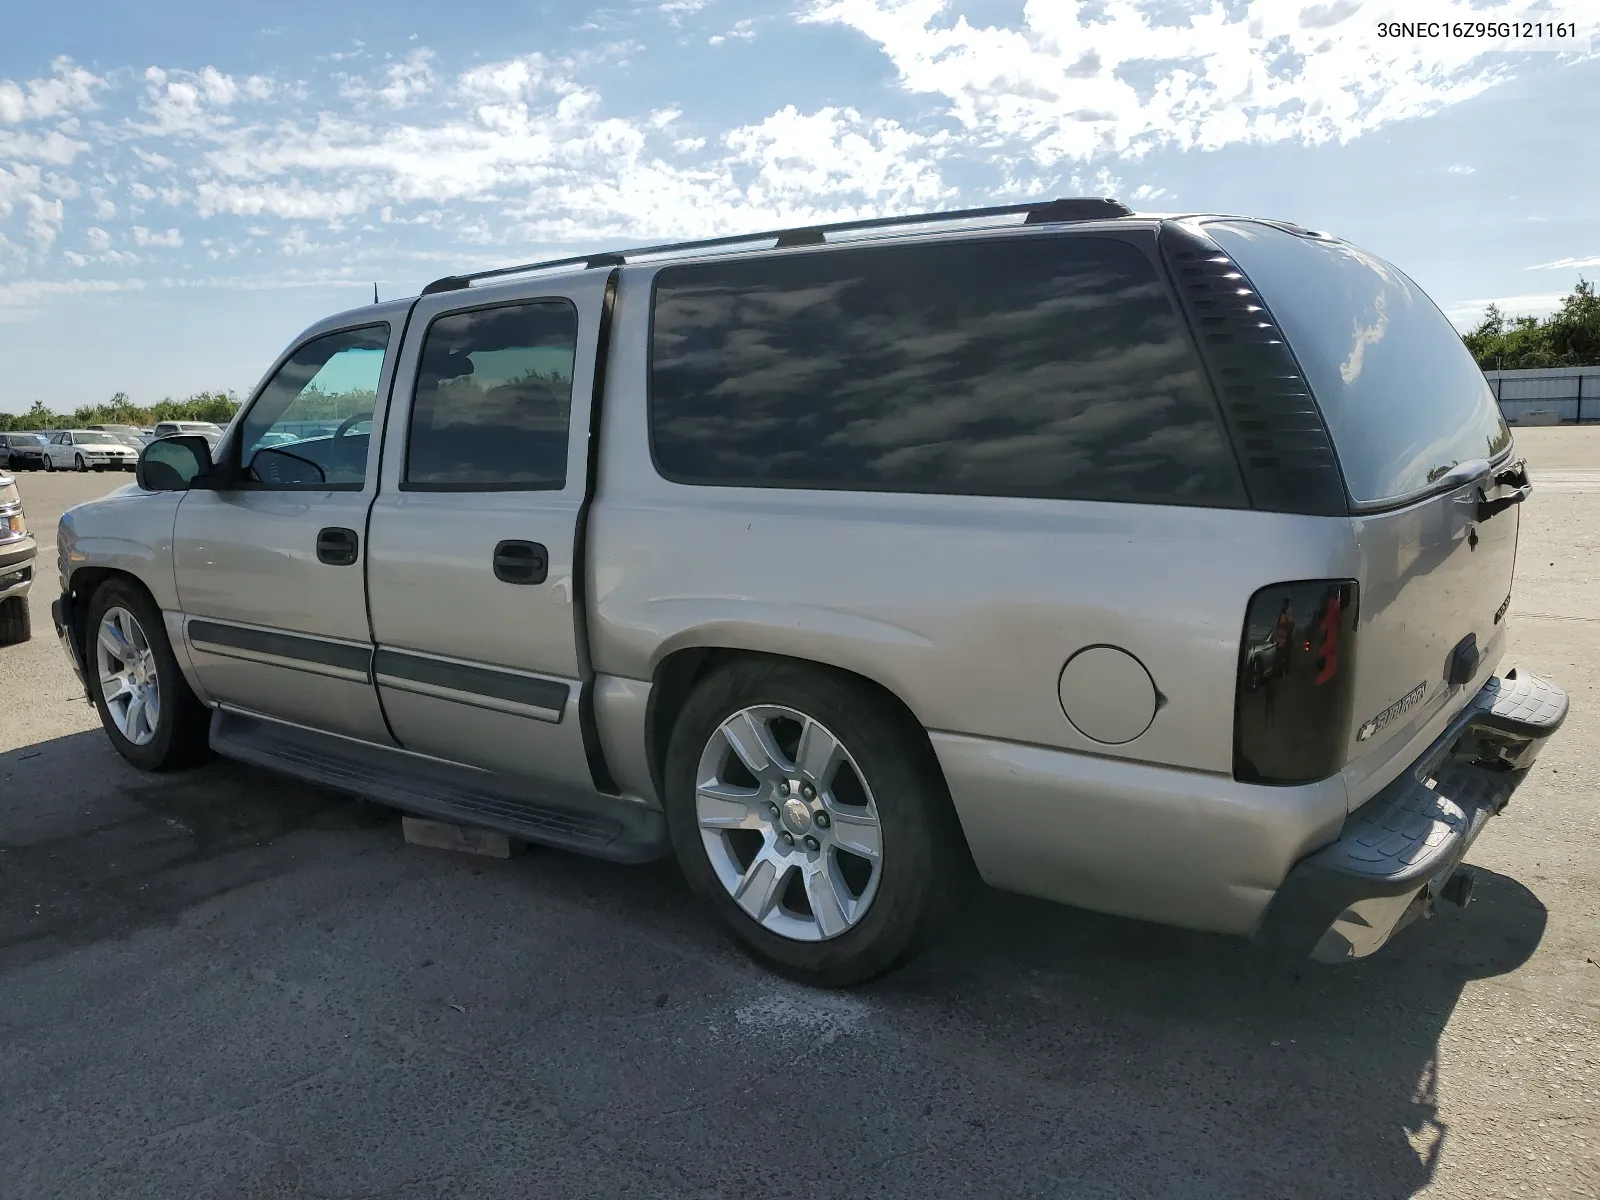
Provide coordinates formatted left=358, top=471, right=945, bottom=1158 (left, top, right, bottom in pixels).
left=316, top=526, right=360, bottom=566
left=493, top=540, right=548, bottom=585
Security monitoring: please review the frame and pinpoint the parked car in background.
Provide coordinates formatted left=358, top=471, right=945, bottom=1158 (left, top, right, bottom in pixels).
left=151, top=421, right=224, bottom=448
left=0, top=467, right=35, bottom=644
left=42, top=430, right=140, bottom=472
left=1, top=432, right=51, bottom=471
left=51, top=198, right=1569, bottom=985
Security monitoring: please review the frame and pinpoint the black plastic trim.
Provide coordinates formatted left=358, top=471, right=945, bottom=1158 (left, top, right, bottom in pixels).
left=572, top=269, right=622, bottom=794
left=188, top=619, right=374, bottom=677
left=1157, top=221, right=1348, bottom=516
left=373, top=648, right=570, bottom=715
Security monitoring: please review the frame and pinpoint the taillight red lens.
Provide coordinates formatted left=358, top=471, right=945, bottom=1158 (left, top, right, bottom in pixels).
left=1234, top=580, right=1360, bottom=785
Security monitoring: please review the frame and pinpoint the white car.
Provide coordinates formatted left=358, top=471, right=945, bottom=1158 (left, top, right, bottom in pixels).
left=151, top=421, right=225, bottom=447
left=43, top=429, right=140, bottom=472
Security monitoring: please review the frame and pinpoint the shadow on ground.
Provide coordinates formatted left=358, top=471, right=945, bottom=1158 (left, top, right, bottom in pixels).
left=0, top=727, right=1549, bottom=1199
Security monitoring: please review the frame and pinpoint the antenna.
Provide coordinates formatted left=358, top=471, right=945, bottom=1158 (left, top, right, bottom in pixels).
left=373, top=283, right=379, bottom=304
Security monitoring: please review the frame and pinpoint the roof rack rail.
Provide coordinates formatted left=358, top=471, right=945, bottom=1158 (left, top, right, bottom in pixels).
left=419, top=196, right=1133, bottom=296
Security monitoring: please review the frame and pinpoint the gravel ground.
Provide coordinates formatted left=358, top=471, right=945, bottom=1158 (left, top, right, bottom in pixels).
left=1, top=431, right=1596, bottom=1199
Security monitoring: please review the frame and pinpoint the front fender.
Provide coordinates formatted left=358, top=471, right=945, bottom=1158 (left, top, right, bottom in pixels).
left=58, top=485, right=183, bottom=611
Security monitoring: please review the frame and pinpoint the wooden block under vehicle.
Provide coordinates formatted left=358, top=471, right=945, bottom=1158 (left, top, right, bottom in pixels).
left=402, top=816, right=529, bottom=859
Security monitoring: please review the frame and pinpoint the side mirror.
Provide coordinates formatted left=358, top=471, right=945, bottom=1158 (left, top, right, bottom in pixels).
left=137, top=435, right=214, bottom=492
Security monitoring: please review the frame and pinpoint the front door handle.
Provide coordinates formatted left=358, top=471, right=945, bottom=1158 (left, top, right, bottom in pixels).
left=493, top=540, right=548, bottom=585
left=316, top=526, right=360, bottom=566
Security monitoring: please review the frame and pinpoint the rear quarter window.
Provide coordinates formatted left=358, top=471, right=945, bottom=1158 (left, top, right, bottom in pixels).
left=648, top=233, right=1246, bottom=507
left=1204, top=221, right=1510, bottom=506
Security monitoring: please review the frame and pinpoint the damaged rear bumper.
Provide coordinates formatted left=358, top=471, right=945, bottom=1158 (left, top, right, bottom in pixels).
left=1254, top=669, right=1568, bottom=962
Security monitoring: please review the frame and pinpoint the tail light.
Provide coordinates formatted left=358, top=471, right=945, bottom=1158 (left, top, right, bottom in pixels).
left=1234, top=580, right=1359, bottom=785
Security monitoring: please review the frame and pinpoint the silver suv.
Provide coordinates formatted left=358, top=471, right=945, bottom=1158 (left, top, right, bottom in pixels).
left=51, top=199, right=1568, bottom=985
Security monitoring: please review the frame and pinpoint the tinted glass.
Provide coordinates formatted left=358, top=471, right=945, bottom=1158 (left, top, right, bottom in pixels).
left=239, top=324, right=390, bottom=487
left=404, top=300, right=577, bottom=489
left=649, top=235, right=1244, bottom=505
left=1206, top=221, right=1511, bottom=505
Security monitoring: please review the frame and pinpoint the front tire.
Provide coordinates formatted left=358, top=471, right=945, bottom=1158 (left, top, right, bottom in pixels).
left=74, top=454, right=86, bottom=472
left=0, top=595, right=29, bottom=645
left=85, top=578, right=210, bottom=771
left=664, top=658, right=969, bottom=987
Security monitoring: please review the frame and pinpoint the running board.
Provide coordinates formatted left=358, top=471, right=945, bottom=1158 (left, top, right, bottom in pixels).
left=209, top=708, right=667, bottom=864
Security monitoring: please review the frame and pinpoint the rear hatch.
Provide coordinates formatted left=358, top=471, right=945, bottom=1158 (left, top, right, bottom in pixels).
left=1206, top=220, right=1520, bottom=792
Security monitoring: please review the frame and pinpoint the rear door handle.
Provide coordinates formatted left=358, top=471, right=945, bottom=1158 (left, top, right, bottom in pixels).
left=493, top=540, right=548, bottom=585
left=316, top=526, right=360, bottom=566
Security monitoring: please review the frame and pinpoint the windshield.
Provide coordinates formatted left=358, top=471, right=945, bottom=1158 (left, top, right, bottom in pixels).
left=1204, top=220, right=1510, bottom=506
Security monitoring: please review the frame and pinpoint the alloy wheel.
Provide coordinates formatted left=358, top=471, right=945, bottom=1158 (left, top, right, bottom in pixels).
left=694, top=705, right=884, bottom=942
left=95, top=606, right=162, bottom=747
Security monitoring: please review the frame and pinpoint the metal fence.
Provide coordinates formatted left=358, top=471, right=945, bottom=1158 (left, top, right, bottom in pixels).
left=1483, top=366, right=1599, bottom=425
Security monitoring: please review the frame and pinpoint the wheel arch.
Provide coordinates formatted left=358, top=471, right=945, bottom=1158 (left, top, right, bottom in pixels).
left=644, top=646, right=964, bottom=847
left=65, top=566, right=207, bottom=705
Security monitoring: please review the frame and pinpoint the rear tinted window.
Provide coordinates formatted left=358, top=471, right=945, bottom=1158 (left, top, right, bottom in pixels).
left=1205, top=221, right=1510, bottom=506
left=649, top=235, right=1245, bottom=506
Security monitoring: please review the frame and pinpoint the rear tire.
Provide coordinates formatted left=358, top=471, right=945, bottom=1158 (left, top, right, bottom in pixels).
left=664, top=657, right=970, bottom=987
left=0, top=595, right=30, bottom=645
left=43, top=456, right=55, bottom=472
left=85, top=578, right=211, bottom=771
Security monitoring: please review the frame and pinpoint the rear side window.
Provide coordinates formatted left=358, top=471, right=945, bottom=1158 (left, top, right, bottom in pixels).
left=1205, top=221, right=1511, bottom=506
left=404, top=300, right=577, bottom=490
left=649, top=235, right=1245, bottom=506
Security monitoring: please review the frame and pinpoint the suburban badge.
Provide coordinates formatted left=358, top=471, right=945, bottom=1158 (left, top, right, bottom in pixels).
left=1356, top=682, right=1427, bottom=742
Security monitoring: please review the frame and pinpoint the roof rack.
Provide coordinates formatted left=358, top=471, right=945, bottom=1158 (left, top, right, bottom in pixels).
left=419, top=196, right=1133, bottom=296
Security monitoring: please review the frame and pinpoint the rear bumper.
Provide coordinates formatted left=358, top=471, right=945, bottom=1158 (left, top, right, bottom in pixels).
left=1253, top=669, right=1568, bottom=962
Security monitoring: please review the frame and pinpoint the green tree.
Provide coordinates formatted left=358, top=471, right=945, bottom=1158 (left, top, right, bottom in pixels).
left=0, top=391, right=242, bottom=432
left=1463, top=278, right=1600, bottom=370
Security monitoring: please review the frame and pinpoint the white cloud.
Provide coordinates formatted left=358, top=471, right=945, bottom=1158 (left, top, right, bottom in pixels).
left=136, top=65, right=266, bottom=136
left=0, top=277, right=143, bottom=321
left=24, top=194, right=64, bottom=248
left=94, top=198, right=117, bottom=220
left=0, top=57, right=104, bottom=125
left=86, top=226, right=112, bottom=251
left=0, top=127, right=91, bottom=164
left=1527, top=255, right=1600, bottom=271
left=1448, top=163, right=1475, bottom=174
left=378, top=49, right=435, bottom=107
left=801, top=0, right=1539, bottom=165
left=660, top=0, right=713, bottom=25
left=132, top=225, right=183, bottom=247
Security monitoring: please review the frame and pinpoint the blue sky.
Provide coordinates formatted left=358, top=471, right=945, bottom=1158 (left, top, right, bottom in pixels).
left=1, top=0, right=1595, bottom=412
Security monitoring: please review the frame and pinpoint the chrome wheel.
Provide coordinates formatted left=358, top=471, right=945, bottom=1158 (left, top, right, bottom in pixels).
left=695, top=705, right=883, bottom=942
left=95, top=606, right=161, bottom=747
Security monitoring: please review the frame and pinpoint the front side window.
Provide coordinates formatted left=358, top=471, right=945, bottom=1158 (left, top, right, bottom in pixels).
left=238, top=324, right=390, bottom=488
left=404, top=300, right=577, bottom=489
left=649, top=234, right=1245, bottom=506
